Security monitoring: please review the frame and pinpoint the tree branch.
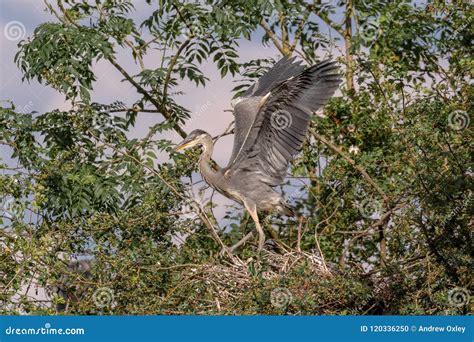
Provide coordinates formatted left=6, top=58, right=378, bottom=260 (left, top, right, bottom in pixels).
left=260, top=20, right=287, bottom=56
left=105, top=57, right=187, bottom=138
left=163, top=39, right=191, bottom=100
left=311, top=2, right=344, bottom=36
left=290, top=12, right=310, bottom=52
left=343, top=0, right=354, bottom=92
left=107, top=108, right=161, bottom=113
left=279, top=13, right=291, bottom=56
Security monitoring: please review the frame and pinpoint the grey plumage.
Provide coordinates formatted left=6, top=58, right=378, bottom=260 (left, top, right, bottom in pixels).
left=174, top=56, right=341, bottom=252
left=243, top=56, right=305, bottom=97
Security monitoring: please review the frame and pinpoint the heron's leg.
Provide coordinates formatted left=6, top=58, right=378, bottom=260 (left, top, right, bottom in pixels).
left=244, top=202, right=265, bottom=252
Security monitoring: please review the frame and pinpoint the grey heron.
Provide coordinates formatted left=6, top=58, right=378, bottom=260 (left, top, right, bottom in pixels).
left=174, top=57, right=341, bottom=252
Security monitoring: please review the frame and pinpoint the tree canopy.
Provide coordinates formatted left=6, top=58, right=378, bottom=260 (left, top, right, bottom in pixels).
left=1, top=0, right=472, bottom=314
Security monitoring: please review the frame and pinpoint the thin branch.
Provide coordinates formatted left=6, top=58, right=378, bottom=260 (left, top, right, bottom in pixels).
left=106, top=57, right=186, bottom=138
left=339, top=204, right=401, bottom=267
left=290, top=12, right=310, bottom=52
left=312, top=129, right=390, bottom=264
left=365, top=64, right=389, bottom=105
left=296, top=216, right=303, bottom=252
left=138, top=36, right=161, bottom=52
left=279, top=12, right=290, bottom=56
left=314, top=221, right=329, bottom=274
left=212, top=120, right=234, bottom=142
left=96, top=2, right=145, bottom=70
left=163, top=39, right=191, bottom=99
left=124, top=38, right=145, bottom=70
left=260, top=20, right=286, bottom=56
left=343, top=0, right=354, bottom=92
left=311, top=3, right=344, bottom=36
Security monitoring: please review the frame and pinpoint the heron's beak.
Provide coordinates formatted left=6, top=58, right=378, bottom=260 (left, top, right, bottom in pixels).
left=172, top=142, right=187, bottom=153
left=172, top=139, right=194, bottom=153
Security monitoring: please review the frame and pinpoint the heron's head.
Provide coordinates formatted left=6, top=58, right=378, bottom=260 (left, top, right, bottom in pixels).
left=173, top=129, right=210, bottom=152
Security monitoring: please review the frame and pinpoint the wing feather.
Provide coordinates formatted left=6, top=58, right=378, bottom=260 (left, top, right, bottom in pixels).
left=227, top=57, right=306, bottom=166
left=244, top=56, right=305, bottom=97
left=229, top=59, right=341, bottom=185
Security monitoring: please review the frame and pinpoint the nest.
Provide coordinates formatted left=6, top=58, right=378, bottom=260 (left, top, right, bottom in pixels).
left=180, top=249, right=333, bottom=306
left=260, top=249, right=332, bottom=279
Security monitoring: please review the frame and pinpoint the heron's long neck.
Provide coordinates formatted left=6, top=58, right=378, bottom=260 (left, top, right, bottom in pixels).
left=198, top=136, right=220, bottom=185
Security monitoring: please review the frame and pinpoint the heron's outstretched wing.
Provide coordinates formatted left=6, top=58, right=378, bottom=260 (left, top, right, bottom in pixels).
left=243, top=56, right=305, bottom=97
left=229, top=60, right=341, bottom=186
left=228, top=57, right=305, bottom=167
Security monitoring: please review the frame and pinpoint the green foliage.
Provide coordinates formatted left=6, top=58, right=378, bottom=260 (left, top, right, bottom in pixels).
left=1, top=0, right=472, bottom=315
left=16, top=23, right=114, bottom=101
